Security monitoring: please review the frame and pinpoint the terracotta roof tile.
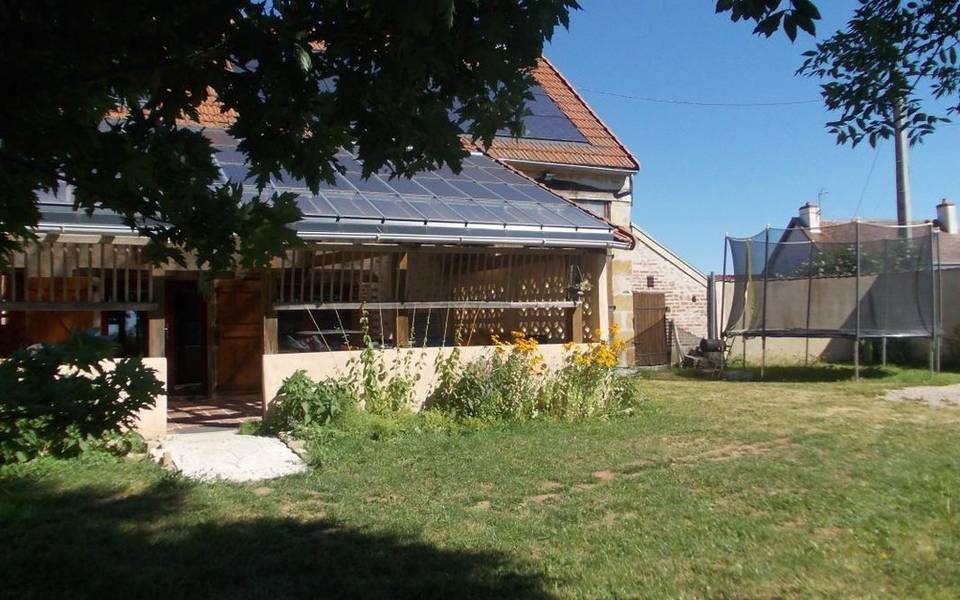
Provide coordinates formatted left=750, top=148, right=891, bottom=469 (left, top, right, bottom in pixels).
left=484, top=57, right=638, bottom=171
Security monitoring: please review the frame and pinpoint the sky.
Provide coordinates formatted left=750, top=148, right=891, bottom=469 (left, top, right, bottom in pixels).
left=545, top=1, right=960, bottom=274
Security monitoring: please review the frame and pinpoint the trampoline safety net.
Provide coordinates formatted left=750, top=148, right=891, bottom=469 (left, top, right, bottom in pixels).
left=723, top=222, right=939, bottom=340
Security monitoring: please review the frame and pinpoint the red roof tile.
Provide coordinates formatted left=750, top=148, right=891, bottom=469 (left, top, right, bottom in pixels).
left=484, top=57, right=639, bottom=171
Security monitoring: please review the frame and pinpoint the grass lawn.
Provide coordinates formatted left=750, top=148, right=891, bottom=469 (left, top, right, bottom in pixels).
left=3, top=366, right=960, bottom=598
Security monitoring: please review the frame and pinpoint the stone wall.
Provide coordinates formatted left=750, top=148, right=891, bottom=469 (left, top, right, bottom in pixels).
left=628, top=228, right=708, bottom=341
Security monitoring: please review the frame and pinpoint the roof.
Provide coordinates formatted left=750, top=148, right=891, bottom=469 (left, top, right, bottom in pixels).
left=630, top=225, right=706, bottom=286
left=778, top=217, right=960, bottom=265
left=36, top=130, right=629, bottom=249
left=185, top=57, right=639, bottom=172
left=483, top=58, right=639, bottom=171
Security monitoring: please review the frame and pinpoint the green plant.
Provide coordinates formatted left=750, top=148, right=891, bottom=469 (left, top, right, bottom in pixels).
left=237, top=420, right=265, bottom=436
left=268, top=370, right=355, bottom=433
left=0, top=332, right=163, bottom=463
left=352, top=308, right=425, bottom=414
left=431, top=331, right=544, bottom=420
left=537, top=330, right=629, bottom=420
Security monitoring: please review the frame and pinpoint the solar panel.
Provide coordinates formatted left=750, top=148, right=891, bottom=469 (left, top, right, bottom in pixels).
left=527, top=87, right=566, bottom=117
left=447, top=180, right=502, bottom=200
left=475, top=200, right=538, bottom=226
left=443, top=199, right=502, bottom=224
left=364, top=194, right=426, bottom=221
left=294, top=196, right=325, bottom=216
left=45, top=120, right=615, bottom=247
left=199, top=130, right=613, bottom=241
left=34, top=185, right=72, bottom=205
left=382, top=176, right=431, bottom=196
left=318, top=191, right=381, bottom=219
left=412, top=176, right=468, bottom=198
left=404, top=197, right=467, bottom=222
left=510, top=183, right=563, bottom=205
left=340, top=171, right=394, bottom=194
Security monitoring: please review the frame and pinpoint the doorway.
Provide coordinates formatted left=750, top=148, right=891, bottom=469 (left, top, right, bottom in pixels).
left=215, top=278, right=264, bottom=394
left=165, top=280, right=208, bottom=396
left=633, top=292, right=669, bottom=366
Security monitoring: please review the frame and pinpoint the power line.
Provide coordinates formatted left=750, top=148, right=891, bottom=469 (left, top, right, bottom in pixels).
left=579, top=87, right=820, bottom=107
left=854, top=143, right=882, bottom=218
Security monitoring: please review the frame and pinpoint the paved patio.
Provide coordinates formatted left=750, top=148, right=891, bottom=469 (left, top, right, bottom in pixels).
left=167, top=395, right=262, bottom=431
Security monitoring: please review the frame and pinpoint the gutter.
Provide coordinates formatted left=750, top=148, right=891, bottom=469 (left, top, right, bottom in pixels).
left=296, top=230, right=630, bottom=249
left=498, top=158, right=637, bottom=176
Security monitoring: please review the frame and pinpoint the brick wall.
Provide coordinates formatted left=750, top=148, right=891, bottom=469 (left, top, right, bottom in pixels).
left=628, top=231, right=707, bottom=340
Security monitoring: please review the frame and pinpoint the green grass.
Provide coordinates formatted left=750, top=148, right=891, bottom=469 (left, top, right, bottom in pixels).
left=3, top=370, right=960, bottom=598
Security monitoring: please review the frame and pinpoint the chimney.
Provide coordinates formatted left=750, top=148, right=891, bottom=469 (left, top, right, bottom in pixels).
left=798, top=202, right=821, bottom=231
left=937, top=198, right=957, bottom=234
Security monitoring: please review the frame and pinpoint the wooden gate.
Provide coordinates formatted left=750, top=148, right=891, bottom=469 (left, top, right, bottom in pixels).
left=633, top=292, right=669, bottom=366
left=216, top=279, right=264, bottom=394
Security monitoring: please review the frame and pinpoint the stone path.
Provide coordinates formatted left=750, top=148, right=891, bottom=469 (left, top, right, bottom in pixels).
left=159, top=429, right=308, bottom=482
left=884, top=383, right=960, bottom=408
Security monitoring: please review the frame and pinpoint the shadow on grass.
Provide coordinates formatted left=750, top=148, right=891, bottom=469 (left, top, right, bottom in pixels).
left=0, top=473, right=551, bottom=599
left=671, top=364, right=892, bottom=383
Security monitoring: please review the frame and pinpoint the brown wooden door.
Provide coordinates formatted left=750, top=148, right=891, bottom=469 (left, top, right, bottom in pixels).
left=634, top=292, right=669, bottom=366
left=216, top=279, right=264, bottom=394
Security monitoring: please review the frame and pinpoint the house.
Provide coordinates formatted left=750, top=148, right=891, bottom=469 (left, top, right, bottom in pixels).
left=0, top=56, right=705, bottom=434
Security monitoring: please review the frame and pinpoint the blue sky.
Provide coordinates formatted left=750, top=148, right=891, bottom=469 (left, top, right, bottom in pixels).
left=545, top=1, right=960, bottom=273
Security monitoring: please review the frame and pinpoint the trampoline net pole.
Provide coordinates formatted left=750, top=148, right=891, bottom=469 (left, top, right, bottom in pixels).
left=761, top=226, right=770, bottom=379
left=855, top=220, right=861, bottom=381
left=720, top=236, right=728, bottom=372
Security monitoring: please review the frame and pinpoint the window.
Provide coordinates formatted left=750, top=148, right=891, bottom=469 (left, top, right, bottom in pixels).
left=646, top=276, right=655, bottom=288
left=101, top=311, right=147, bottom=357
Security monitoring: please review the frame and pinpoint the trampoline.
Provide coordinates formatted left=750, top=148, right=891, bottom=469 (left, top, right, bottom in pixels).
left=720, top=221, right=943, bottom=377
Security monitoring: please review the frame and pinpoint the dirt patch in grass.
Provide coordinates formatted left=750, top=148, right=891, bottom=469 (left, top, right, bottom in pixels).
left=527, top=493, right=559, bottom=504
left=885, top=384, right=960, bottom=408
left=679, top=437, right=792, bottom=464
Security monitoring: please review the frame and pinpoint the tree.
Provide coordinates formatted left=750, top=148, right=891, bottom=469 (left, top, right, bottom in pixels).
left=799, top=0, right=960, bottom=147
left=716, top=1, right=960, bottom=147
left=0, top=0, right=577, bottom=271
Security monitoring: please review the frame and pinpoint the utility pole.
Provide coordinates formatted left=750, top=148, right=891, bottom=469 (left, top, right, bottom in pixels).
left=894, top=100, right=913, bottom=236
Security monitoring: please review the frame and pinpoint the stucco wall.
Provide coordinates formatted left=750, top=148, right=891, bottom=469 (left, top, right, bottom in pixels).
left=58, top=357, right=168, bottom=439
left=135, top=357, right=168, bottom=439
left=262, top=344, right=582, bottom=411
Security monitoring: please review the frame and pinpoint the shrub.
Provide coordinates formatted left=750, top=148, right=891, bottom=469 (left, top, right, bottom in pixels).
left=0, top=332, right=163, bottom=463
left=268, top=370, right=356, bottom=433
left=351, top=309, right=424, bottom=414
left=431, top=331, right=544, bottom=420
left=431, top=357, right=500, bottom=419
left=540, top=327, right=629, bottom=419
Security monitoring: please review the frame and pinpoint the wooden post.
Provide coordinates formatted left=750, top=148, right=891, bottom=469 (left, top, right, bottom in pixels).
left=147, top=276, right=165, bottom=358
left=261, top=269, right=278, bottom=355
